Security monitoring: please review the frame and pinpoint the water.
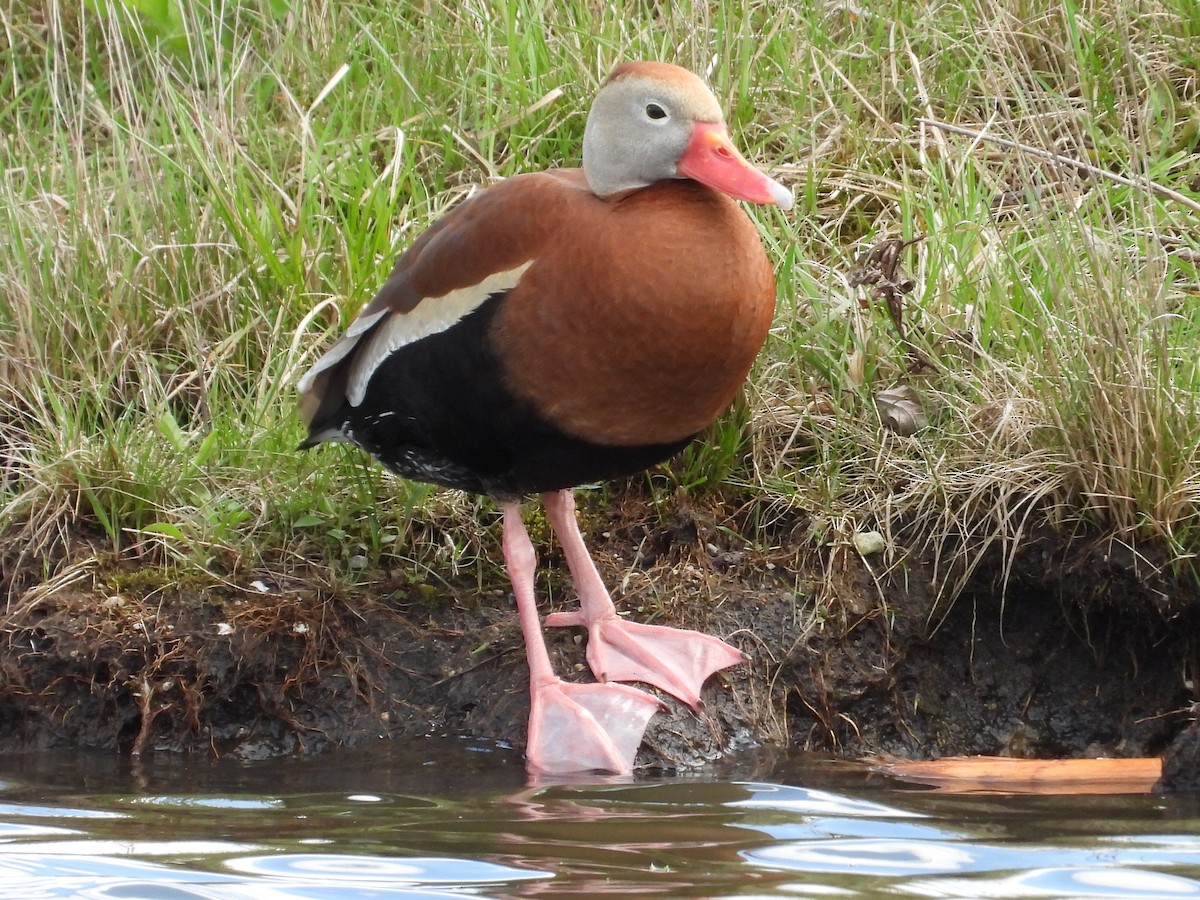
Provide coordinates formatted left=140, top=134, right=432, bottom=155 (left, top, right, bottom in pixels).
left=0, top=739, right=1198, bottom=898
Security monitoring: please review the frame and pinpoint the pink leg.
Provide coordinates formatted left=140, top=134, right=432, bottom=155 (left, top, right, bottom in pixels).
left=501, top=501, right=661, bottom=776
left=541, top=490, right=747, bottom=711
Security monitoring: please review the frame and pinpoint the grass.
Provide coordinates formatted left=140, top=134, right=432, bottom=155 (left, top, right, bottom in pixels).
left=1, top=0, right=1198, bottom=608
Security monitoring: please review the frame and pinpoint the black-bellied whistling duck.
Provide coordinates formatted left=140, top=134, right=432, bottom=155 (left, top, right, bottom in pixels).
left=298, top=61, right=791, bottom=775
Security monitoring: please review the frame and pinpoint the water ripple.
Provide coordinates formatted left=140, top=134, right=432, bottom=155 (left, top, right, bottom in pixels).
left=126, top=796, right=284, bottom=811
left=223, top=853, right=552, bottom=885
left=0, top=803, right=125, bottom=821
left=901, top=865, right=1200, bottom=897
left=744, top=836, right=979, bottom=876
left=731, top=783, right=926, bottom=818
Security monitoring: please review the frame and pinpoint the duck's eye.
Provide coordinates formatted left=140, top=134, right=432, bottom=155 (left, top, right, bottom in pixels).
left=645, top=103, right=668, bottom=121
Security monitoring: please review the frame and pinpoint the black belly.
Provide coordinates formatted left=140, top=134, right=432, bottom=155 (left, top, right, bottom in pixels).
left=312, top=296, right=693, bottom=499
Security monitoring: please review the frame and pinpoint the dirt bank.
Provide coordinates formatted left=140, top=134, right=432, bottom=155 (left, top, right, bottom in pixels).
left=1, top=487, right=1196, bottom=770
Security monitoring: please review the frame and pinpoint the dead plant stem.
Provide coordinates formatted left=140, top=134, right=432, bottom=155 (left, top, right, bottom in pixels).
left=918, top=117, right=1200, bottom=217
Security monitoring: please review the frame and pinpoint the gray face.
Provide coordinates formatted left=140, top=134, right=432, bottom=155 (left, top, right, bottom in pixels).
left=582, top=74, right=722, bottom=198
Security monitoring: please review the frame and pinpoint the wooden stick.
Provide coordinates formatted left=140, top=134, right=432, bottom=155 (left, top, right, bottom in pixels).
left=873, top=755, right=1162, bottom=794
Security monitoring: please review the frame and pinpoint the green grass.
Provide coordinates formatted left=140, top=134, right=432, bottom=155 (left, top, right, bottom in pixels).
left=1, top=0, right=1198, bottom=603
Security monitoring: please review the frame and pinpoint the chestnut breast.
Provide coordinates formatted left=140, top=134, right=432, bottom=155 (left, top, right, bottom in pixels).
left=493, top=174, right=775, bottom=447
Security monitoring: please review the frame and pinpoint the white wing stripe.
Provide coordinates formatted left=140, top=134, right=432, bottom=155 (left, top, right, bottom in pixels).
left=297, top=332, right=358, bottom=394
left=297, top=310, right=389, bottom=395
left=346, top=261, right=534, bottom=407
left=346, top=307, right=388, bottom=337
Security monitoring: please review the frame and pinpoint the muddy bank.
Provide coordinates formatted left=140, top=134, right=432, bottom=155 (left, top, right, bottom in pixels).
left=1, top=489, right=1196, bottom=770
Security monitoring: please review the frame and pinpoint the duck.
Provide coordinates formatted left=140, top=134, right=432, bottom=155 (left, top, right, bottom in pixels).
left=297, top=61, right=791, bottom=775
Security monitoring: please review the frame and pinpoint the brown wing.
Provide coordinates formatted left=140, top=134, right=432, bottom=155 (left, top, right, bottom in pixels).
left=297, top=170, right=590, bottom=433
